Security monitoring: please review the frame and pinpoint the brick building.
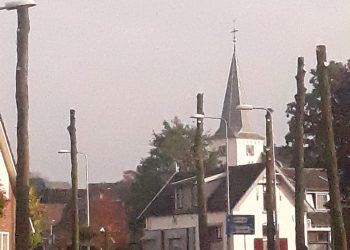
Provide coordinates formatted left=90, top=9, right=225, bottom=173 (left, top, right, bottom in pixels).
left=0, top=115, right=17, bottom=250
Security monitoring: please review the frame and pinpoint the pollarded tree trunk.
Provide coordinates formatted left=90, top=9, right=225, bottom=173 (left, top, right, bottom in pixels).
left=317, top=45, right=347, bottom=250
left=194, top=93, right=209, bottom=250
left=15, top=7, right=31, bottom=250
left=265, top=111, right=276, bottom=250
left=294, top=57, right=307, bottom=250
left=68, top=110, right=79, bottom=250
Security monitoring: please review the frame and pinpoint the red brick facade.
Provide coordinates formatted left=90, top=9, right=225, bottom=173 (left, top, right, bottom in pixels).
left=0, top=183, right=16, bottom=250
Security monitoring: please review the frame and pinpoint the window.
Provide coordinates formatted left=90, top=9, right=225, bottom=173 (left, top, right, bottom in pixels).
left=208, top=225, right=222, bottom=242
left=0, top=232, right=9, bottom=250
left=262, top=224, right=267, bottom=237
left=218, top=145, right=227, bottom=157
left=316, top=194, right=328, bottom=210
left=175, top=187, right=183, bottom=209
left=308, top=231, right=329, bottom=243
left=0, top=177, right=10, bottom=199
left=191, top=185, right=198, bottom=207
left=263, top=185, right=267, bottom=211
left=246, top=145, right=254, bottom=156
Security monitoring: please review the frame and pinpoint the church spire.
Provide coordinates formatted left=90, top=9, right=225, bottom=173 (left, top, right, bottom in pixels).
left=215, top=28, right=251, bottom=138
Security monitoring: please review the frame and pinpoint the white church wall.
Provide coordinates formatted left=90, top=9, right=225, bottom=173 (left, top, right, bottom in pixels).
left=236, top=138, right=264, bottom=165
left=209, top=138, right=238, bottom=166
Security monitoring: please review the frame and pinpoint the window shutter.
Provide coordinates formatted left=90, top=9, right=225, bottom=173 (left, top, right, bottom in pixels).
left=254, top=238, right=263, bottom=250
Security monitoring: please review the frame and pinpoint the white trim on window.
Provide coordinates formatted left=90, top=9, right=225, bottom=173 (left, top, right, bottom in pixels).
left=175, top=187, right=183, bottom=209
left=0, top=231, right=10, bottom=250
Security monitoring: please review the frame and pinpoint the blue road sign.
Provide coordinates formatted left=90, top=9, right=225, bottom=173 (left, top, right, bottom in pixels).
left=227, top=215, right=255, bottom=235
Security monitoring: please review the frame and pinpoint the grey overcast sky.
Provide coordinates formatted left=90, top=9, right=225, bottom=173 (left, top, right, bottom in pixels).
left=0, top=0, right=349, bottom=184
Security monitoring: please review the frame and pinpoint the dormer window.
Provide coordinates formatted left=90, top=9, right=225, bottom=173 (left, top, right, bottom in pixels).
left=175, top=187, right=183, bottom=209
left=307, top=192, right=329, bottom=210
left=315, top=193, right=328, bottom=210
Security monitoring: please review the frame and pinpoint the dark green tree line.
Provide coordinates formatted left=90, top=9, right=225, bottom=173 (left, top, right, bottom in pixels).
left=285, top=60, right=350, bottom=195
left=124, top=117, right=218, bottom=241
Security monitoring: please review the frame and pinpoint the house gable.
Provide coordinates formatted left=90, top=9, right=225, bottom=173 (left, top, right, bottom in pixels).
left=0, top=115, right=16, bottom=250
left=208, top=164, right=265, bottom=212
left=0, top=116, right=16, bottom=194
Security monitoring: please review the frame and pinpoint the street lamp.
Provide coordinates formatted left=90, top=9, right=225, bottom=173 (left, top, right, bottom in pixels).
left=0, top=0, right=36, bottom=10
left=236, top=104, right=279, bottom=250
left=50, top=219, right=55, bottom=246
left=191, top=114, right=231, bottom=250
left=100, top=227, right=107, bottom=250
left=58, top=149, right=90, bottom=247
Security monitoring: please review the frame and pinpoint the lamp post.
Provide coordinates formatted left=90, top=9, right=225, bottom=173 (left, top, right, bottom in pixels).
left=236, top=104, right=279, bottom=250
left=50, top=219, right=55, bottom=246
left=1, top=1, right=36, bottom=248
left=58, top=149, right=90, bottom=249
left=191, top=114, right=231, bottom=250
left=100, top=227, right=107, bottom=250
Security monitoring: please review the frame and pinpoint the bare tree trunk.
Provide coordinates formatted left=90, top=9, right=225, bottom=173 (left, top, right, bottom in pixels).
left=265, top=111, right=276, bottom=250
left=317, top=45, right=347, bottom=250
left=294, top=57, right=307, bottom=250
left=15, top=7, right=31, bottom=250
left=194, top=93, right=209, bottom=250
left=68, top=109, right=79, bottom=250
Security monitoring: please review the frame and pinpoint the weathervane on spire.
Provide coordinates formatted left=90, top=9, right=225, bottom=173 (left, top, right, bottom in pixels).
left=231, top=19, right=239, bottom=53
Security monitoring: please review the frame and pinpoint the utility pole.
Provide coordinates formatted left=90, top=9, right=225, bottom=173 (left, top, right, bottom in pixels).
left=294, top=57, right=307, bottom=250
left=15, top=7, right=31, bottom=249
left=317, top=45, right=347, bottom=250
left=194, top=93, right=209, bottom=250
left=265, top=110, right=276, bottom=250
left=67, top=109, right=79, bottom=250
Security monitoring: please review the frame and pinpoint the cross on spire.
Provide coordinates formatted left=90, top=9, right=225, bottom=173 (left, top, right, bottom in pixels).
left=231, top=20, right=239, bottom=53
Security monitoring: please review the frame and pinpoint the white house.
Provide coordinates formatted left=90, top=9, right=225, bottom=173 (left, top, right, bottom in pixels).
left=141, top=164, right=331, bottom=250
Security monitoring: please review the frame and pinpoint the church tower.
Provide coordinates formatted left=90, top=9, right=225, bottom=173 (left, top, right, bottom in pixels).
left=210, top=32, right=264, bottom=166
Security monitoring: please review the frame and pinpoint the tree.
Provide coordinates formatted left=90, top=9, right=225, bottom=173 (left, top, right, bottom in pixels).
left=0, top=187, right=7, bottom=217
left=125, top=117, right=217, bottom=242
left=67, top=109, right=79, bottom=250
left=294, top=57, right=307, bottom=250
left=29, top=186, right=45, bottom=249
left=194, top=94, right=209, bottom=250
left=317, top=45, right=347, bottom=250
left=285, top=59, right=350, bottom=194
left=15, top=7, right=31, bottom=249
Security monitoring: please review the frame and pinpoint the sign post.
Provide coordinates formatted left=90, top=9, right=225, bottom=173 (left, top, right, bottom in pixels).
left=227, top=215, right=255, bottom=250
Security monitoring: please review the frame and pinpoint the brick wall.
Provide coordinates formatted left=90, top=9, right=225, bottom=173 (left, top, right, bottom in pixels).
left=0, top=184, right=16, bottom=250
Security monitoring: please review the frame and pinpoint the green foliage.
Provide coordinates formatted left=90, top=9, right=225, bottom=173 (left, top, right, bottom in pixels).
left=79, top=226, right=96, bottom=241
left=29, top=186, right=44, bottom=249
left=0, top=185, right=6, bottom=217
left=124, top=117, right=218, bottom=235
left=285, top=60, right=350, bottom=194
